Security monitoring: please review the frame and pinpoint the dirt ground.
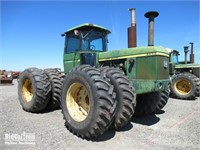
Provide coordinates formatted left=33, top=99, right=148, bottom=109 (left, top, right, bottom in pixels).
left=1, top=80, right=200, bottom=150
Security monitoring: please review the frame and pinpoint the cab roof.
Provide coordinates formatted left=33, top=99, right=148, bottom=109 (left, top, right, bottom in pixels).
left=62, top=23, right=111, bottom=36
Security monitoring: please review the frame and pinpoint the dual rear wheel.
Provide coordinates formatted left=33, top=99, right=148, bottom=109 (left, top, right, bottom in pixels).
left=60, top=65, right=136, bottom=138
left=18, top=68, right=51, bottom=112
left=18, top=68, right=63, bottom=112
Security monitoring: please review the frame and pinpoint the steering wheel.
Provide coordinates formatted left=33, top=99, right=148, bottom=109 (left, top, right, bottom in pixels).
left=90, top=45, right=96, bottom=50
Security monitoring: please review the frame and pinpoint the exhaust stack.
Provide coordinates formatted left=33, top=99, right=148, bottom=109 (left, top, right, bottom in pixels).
left=128, top=8, right=137, bottom=48
left=145, top=11, right=159, bottom=46
left=189, top=42, right=194, bottom=63
left=184, top=46, right=189, bottom=64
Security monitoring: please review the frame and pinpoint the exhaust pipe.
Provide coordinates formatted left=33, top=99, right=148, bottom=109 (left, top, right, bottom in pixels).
left=184, top=46, right=189, bottom=64
left=145, top=11, right=159, bottom=46
left=189, top=42, right=194, bottom=63
left=128, top=8, right=137, bottom=48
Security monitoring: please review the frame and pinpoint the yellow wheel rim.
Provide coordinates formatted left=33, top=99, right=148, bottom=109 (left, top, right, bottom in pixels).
left=174, top=79, right=192, bottom=95
left=66, top=83, right=90, bottom=122
left=22, top=79, right=33, bottom=102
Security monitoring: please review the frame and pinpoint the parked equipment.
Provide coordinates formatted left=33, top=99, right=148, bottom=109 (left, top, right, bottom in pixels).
left=0, top=70, right=13, bottom=85
left=168, top=43, right=200, bottom=99
left=18, top=8, right=170, bottom=139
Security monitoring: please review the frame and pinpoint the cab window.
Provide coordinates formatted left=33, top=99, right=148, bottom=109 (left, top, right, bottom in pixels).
left=66, top=36, right=79, bottom=53
left=64, top=30, right=107, bottom=54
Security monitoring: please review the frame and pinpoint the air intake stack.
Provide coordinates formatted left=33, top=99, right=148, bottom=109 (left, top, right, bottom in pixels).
left=145, top=11, right=159, bottom=46
left=128, top=8, right=137, bottom=48
left=189, top=42, right=194, bottom=63
left=184, top=46, right=189, bottom=64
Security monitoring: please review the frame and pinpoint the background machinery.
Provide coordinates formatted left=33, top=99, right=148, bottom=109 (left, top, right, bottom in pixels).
left=168, top=43, right=200, bottom=100
left=0, top=70, right=21, bottom=85
left=0, top=70, right=13, bottom=85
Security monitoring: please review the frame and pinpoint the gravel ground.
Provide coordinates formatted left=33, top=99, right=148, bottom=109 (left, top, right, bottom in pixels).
left=0, top=79, right=200, bottom=150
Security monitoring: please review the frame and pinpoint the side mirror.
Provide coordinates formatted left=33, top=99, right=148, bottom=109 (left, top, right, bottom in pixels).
left=61, top=33, right=66, bottom=37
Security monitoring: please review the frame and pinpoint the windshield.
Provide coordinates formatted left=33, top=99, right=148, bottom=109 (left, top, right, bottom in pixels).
left=65, top=30, right=108, bottom=54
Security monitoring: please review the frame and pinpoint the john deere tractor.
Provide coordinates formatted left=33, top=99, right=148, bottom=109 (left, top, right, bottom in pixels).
left=18, top=9, right=170, bottom=139
left=168, top=43, right=200, bottom=100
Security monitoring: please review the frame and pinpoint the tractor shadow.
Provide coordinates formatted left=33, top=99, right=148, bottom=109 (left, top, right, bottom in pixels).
left=169, top=95, right=197, bottom=101
left=37, top=107, right=61, bottom=114
left=131, top=114, right=160, bottom=126
left=92, top=123, right=133, bottom=142
left=91, top=130, right=116, bottom=142
left=92, top=114, right=160, bottom=142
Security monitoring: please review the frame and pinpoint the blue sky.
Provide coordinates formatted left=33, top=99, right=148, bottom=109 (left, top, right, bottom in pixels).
left=1, top=0, right=200, bottom=71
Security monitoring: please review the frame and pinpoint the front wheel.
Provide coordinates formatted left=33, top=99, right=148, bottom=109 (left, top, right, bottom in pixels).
left=60, top=65, right=116, bottom=139
left=100, top=67, right=136, bottom=130
left=170, top=73, right=199, bottom=100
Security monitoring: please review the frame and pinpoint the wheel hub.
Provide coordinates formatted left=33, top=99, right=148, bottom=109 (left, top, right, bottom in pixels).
left=66, top=83, right=90, bottom=122
left=174, top=79, right=192, bottom=95
left=22, top=79, right=33, bottom=102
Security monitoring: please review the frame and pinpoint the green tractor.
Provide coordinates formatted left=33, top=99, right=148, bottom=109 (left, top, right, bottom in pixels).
left=168, top=43, right=200, bottom=100
left=18, top=9, right=170, bottom=139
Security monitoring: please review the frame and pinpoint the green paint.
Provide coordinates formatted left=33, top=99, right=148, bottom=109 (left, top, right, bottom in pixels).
left=169, top=50, right=200, bottom=78
left=64, top=23, right=111, bottom=35
left=63, top=23, right=170, bottom=95
left=132, top=79, right=169, bottom=94
left=175, top=64, right=200, bottom=69
left=99, top=46, right=168, bottom=61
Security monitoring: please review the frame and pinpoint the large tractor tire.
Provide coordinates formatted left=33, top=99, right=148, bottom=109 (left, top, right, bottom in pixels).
left=170, top=73, right=199, bottom=100
left=44, top=69, right=63, bottom=109
left=134, top=92, right=160, bottom=117
left=153, top=90, right=169, bottom=114
left=100, top=67, right=136, bottom=130
left=61, top=65, right=116, bottom=139
left=18, top=68, right=51, bottom=112
left=195, top=79, right=200, bottom=97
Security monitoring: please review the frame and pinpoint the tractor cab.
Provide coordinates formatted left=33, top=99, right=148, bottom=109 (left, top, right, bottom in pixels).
left=170, top=50, right=180, bottom=64
left=168, top=48, right=180, bottom=75
left=62, top=23, right=110, bottom=72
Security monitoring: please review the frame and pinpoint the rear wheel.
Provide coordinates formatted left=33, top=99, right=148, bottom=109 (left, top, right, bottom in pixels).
left=61, top=65, right=116, bottom=139
left=153, top=90, right=169, bottom=113
left=170, top=73, right=198, bottom=100
left=44, top=69, right=63, bottom=109
left=18, top=68, right=51, bottom=112
left=100, top=67, right=136, bottom=130
left=134, top=92, right=160, bottom=117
